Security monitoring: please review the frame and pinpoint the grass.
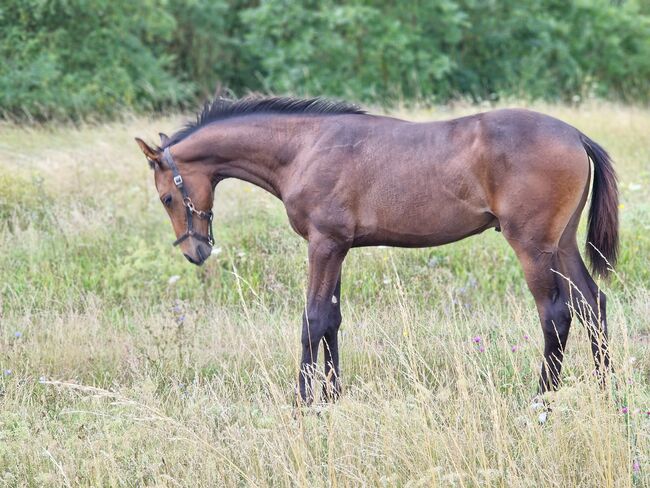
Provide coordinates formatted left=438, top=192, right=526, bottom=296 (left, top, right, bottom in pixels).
left=0, top=102, right=649, bottom=487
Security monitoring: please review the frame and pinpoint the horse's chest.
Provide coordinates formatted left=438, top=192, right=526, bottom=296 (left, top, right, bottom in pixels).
left=285, top=208, right=309, bottom=240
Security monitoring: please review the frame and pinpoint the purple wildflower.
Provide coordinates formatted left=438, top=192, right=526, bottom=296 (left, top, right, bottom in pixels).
left=3, top=369, right=11, bottom=375
left=523, top=334, right=530, bottom=341
left=633, top=460, right=640, bottom=474
left=478, top=345, right=485, bottom=353
left=621, top=406, right=629, bottom=414
left=511, top=345, right=519, bottom=352
left=472, top=336, right=482, bottom=344
left=14, top=331, right=22, bottom=338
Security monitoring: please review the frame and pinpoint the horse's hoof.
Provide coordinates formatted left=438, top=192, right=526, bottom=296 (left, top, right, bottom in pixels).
left=530, top=395, right=551, bottom=424
left=531, top=400, right=545, bottom=411
left=530, top=396, right=546, bottom=411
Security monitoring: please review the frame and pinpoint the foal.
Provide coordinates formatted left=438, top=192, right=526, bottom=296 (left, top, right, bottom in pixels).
left=136, top=96, right=618, bottom=403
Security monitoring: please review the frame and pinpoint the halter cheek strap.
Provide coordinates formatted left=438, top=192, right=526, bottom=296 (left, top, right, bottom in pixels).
left=162, top=147, right=214, bottom=247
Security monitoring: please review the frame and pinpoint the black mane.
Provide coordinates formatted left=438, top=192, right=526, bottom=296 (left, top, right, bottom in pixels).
left=164, top=96, right=366, bottom=148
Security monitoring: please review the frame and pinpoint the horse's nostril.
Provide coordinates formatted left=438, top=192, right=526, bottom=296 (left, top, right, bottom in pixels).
left=183, top=253, right=198, bottom=264
left=196, top=243, right=211, bottom=263
left=195, top=242, right=212, bottom=263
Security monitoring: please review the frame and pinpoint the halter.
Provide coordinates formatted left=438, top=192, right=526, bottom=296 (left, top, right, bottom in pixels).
left=162, top=147, right=214, bottom=247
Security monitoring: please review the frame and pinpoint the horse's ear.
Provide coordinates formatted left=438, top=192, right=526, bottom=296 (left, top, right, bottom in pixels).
left=158, top=132, right=169, bottom=147
left=159, top=132, right=170, bottom=146
left=135, top=138, right=160, bottom=168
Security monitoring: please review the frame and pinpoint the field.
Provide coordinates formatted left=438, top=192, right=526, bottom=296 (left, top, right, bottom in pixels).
left=1, top=103, right=649, bottom=487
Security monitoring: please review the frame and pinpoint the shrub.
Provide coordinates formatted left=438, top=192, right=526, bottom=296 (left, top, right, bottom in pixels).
left=1, top=0, right=650, bottom=121
left=0, top=0, right=194, bottom=120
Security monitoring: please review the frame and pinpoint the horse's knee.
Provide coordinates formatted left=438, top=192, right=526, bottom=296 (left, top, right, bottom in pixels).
left=302, top=311, right=327, bottom=347
left=302, top=295, right=342, bottom=352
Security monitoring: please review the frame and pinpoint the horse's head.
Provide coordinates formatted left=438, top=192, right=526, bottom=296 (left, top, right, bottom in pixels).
left=135, top=134, right=215, bottom=266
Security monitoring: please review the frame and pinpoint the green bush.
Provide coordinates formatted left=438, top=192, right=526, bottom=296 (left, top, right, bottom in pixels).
left=448, top=0, right=650, bottom=102
left=1, top=0, right=650, bottom=120
left=165, top=0, right=256, bottom=99
left=240, top=0, right=650, bottom=104
left=0, top=0, right=193, bottom=120
left=240, top=1, right=464, bottom=102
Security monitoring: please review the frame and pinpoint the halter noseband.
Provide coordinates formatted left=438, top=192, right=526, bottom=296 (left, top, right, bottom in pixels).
left=162, top=147, right=214, bottom=247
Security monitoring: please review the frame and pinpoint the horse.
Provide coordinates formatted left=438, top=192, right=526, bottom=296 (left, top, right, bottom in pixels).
left=135, top=96, right=618, bottom=404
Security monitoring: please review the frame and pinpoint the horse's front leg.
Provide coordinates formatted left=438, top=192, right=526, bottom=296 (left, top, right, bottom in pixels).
left=298, top=236, right=347, bottom=405
left=323, top=275, right=342, bottom=401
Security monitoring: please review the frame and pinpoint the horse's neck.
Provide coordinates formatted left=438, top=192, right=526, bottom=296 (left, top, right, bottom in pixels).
left=178, top=116, right=314, bottom=199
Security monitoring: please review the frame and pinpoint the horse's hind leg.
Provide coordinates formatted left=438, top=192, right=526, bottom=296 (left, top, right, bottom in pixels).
left=556, top=245, right=610, bottom=385
left=552, top=183, right=611, bottom=386
left=506, top=228, right=610, bottom=393
left=506, top=238, right=573, bottom=392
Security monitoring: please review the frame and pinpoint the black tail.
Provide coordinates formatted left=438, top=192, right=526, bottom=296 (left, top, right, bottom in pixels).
left=580, top=133, right=619, bottom=278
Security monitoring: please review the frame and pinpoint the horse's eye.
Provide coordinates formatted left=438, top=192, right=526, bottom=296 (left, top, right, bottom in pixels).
left=162, top=195, right=172, bottom=207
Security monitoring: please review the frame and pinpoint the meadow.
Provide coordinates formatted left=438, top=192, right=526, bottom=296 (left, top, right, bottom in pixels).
left=1, top=103, right=649, bottom=487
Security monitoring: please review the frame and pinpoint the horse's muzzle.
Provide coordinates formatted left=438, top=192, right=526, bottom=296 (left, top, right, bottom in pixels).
left=183, top=241, right=211, bottom=266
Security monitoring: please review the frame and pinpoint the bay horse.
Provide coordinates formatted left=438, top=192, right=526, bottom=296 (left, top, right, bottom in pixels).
left=135, top=96, right=618, bottom=404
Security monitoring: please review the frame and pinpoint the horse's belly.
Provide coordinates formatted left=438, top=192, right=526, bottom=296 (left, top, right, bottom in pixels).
left=352, top=205, right=496, bottom=248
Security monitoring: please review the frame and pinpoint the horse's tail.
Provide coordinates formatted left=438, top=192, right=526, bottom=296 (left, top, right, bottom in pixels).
left=580, top=133, right=619, bottom=278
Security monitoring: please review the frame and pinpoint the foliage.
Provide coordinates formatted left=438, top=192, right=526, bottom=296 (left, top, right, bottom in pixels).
left=165, top=0, right=257, bottom=99
left=241, top=0, right=650, bottom=104
left=0, top=0, right=193, bottom=120
left=1, top=0, right=650, bottom=119
left=240, top=0, right=465, bottom=102
left=448, top=0, right=650, bottom=101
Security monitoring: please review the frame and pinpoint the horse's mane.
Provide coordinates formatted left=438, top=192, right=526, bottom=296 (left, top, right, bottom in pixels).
left=164, top=96, right=365, bottom=148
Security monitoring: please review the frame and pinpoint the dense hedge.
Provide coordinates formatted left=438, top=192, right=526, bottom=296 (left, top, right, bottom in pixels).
left=1, top=0, right=650, bottom=120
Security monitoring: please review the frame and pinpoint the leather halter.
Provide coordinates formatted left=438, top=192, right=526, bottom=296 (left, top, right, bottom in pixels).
left=162, top=147, right=214, bottom=247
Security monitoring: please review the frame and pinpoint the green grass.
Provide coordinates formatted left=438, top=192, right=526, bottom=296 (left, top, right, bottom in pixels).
left=1, top=102, right=649, bottom=486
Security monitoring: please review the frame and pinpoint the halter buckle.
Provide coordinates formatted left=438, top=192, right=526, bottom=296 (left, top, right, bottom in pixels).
left=173, top=174, right=183, bottom=187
